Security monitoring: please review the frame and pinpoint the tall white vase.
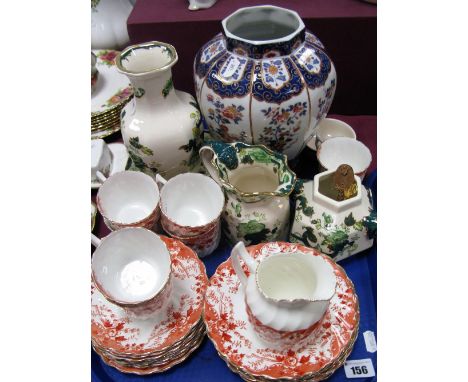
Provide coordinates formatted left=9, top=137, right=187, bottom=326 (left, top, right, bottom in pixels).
left=116, top=41, right=202, bottom=179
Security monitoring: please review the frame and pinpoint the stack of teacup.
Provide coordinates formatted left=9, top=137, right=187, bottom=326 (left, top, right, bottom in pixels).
left=91, top=228, right=209, bottom=374
left=156, top=173, right=225, bottom=257
left=96, top=170, right=160, bottom=231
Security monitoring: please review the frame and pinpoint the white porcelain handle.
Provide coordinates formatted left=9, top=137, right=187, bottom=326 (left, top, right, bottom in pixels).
left=230, top=241, right=256, bottom=287
left=96, top=171, right=107, bottom=183
left=91, top=234, right=102, bottom=247
left=155, top=174, right=167, bottom=189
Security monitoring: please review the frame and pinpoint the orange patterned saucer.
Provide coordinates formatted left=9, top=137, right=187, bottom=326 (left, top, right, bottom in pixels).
left=204, top=242, right=359, bottom=380
left=92, top=236, right=208, bottom=367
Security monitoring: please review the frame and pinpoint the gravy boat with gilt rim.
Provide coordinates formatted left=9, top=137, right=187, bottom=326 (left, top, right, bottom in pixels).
left=230, top=241, right=336, bottom=344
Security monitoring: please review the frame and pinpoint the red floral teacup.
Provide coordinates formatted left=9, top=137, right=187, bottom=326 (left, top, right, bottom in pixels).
left=97, top=170, right=161, bottom=231
left=163, top=219, right=221, bottom=258
left=156, top=173, right=225, bottom=238
left=91, top=228, right=172, bottom=320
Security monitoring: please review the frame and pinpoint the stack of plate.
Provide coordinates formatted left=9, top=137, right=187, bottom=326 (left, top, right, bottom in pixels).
left=91, top=49, right=133, bottom=139
left=92, top=236, right=209, bottom=375
left=204, top=241, right=360, bottom=382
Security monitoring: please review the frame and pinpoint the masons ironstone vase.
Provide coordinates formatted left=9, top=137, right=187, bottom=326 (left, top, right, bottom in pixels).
left=117, top=41, right=202, bottom=179
left=194, top=5, right=337, bottom=160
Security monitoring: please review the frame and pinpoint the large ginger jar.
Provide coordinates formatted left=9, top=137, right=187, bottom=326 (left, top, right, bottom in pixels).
left=194, top=5, right=337, bottom=160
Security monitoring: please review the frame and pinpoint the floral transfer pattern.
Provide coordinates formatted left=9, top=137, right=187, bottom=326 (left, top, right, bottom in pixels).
left=223, top=207, right=284, bottom=246
left=261, top=59, right=290, bottom=89
left=102, top=87, right=133, bottom=107
left=200, top=38, right=225, bottom=64
left=206, top=94, right=247, bottom=142
left=259, top=101, right=307, bottom=152
left=317, top=79, right=336, bottom=120
left=204, top=242, right=359, bottom=379
left=290, top=181, right=376, bottom=260
left=194, top=30, right=335, bottom=160
left=92, top=236, right=208, bottom=355
left=126, top=136, right=162, bottom=175
left=202, top=141, right=296, bottom=197
left=95, top=50, right=119, bottom=66
left=162, top=77, right=173, bottom=98
left=252, top=58, right=303, bottom=103
left=178, top=100, right=203, bottom=170
left=290, top=43, right=332, bottom=89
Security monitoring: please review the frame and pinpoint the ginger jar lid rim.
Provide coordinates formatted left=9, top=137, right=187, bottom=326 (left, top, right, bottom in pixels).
left=313, top=169, right=363, bottom=211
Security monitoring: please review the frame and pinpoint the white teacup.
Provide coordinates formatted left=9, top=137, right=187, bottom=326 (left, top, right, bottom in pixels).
left=317, top=137, right=372, bottom=179
left=91, top=139, right=112, bottom=182
left=308, top=118, right=356, bottom=150
left=92, top=228, right=172, bottom=319
left=97, top=171, right=160, bottom=231
left=156, top=173, right=225, bottom=238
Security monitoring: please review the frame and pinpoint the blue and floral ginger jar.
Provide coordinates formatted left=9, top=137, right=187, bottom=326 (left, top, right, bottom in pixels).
left=194, top=5, right=337, bottom=160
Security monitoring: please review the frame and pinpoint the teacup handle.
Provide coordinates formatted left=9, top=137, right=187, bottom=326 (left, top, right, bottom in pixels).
left=155, top=174, right=167, bottom=189
left=91, top=234, right=101, bottom=247
left=230, top=241, right=256, bottom=287
left=96, top=171, right=107, bottom=183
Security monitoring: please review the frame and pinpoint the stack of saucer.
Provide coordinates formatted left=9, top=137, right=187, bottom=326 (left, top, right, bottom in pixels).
left=91, top=49, right=133, bottom=139
left=204, top=241, right=360, bottom=381
left=91, top=236, right=209, bottom=375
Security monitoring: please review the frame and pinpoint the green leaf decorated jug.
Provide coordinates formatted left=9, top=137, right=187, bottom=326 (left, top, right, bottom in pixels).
left=200, top=141, right=296, bottom=245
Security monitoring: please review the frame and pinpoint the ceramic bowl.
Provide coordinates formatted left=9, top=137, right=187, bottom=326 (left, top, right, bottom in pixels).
left=317, top=137, right=372, bottom=179
left=158, top=173, right=225, bottom=237
left=308, top=118, right=356, bottom=150
left=163, top=220, right=221, bottom=258
left=91, top=228, right=172, bottom=319
left=97, top=171, right=160, bottom=231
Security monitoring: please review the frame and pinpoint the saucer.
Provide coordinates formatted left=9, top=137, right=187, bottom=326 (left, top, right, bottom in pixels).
left=91, top=143, right=129, bottom=189
left=91, top=235, right=208, bottom=357
left=96, top=330, right=205, bottom=375
left=204, top=241, right=359, bottom=380
left=91, top=50, right=133, bottom=117
left=91, top=123, right=121, bottom=140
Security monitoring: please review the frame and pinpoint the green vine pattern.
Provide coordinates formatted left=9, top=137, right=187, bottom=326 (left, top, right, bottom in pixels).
left=134, top=87, right=145, bottom=98
left=126, top=136, right=161, bottom=175
left=91, top=0, right=100, bottom=10
left=224, top=207, right=282, bottom=246
left=178, top=100, right=203, bottom=170
left=162, top=77, right=173, bottom=98
left=291, top=186, right=377, bottom=258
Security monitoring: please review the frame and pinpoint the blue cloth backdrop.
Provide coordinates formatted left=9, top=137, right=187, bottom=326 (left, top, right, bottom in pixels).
left=92, top=170, right=377, bottom=382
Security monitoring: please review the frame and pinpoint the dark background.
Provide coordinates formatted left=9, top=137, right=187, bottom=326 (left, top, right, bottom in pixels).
left=127, top=0, right=377, bottom=116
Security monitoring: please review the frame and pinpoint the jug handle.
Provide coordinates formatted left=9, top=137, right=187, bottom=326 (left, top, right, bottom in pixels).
left=230, top=241, right=256, bottom=287
left=199, top=145, right=222, bottom=187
